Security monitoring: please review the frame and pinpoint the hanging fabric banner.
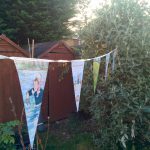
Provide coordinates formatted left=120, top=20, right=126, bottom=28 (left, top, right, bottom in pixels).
left=14, top=59, right=49, bottom=148
left=112, top=49, right=117, bottom=73
left=71, top=60, right=85, bottom=112
left=93, top=57, right=101, bottom=93
left=105, top=52, right=110, bottom=81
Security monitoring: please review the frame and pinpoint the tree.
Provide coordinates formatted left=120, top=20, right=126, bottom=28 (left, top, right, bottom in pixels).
left=0, top=0, right=77, bottom=44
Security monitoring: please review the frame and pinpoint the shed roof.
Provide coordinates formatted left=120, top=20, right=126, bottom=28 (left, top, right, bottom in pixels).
left=0, top=34, right=29, bottom=57
left=33, top=40, right=74, bottom=58
left=34, top=41, right=57, bottom=57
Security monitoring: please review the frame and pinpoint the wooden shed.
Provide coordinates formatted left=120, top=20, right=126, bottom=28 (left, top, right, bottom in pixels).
left=0, top=34, right=28, bottom=57
left=0, top=38, right=76, bottom=123
left=35, top=41, right=76, bottom=121
left=0, top=35, right=28, bottom=123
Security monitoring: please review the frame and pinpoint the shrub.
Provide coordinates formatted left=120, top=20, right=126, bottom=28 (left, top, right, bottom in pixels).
left=79, top=0, right=150, bottom=149
left=0, top=120, right=20, bottom=150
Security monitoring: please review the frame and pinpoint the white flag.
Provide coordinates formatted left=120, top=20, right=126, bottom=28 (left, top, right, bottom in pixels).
left=71, top=60, right=85, bottom=112
left=14, top=59, right=49, bottom=148
left=105, top=53, right=110, bottom=80
left=112, top=50, right=117, bottom=73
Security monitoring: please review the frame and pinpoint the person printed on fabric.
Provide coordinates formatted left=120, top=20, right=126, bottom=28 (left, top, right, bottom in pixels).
left=26, top=76, right=44, bottom=106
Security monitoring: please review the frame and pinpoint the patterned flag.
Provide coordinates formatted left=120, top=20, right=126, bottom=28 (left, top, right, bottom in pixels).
left=105, top=53, right=110, bottom=81
left=93, top=57, right=101, bottom=93
left=14, top=59, right=49, bottom=148
left=71, top=60, right=85, bottom=112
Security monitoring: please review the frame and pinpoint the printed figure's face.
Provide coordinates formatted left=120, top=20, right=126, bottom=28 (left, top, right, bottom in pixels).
left=34, top=80, right=40, bottom=91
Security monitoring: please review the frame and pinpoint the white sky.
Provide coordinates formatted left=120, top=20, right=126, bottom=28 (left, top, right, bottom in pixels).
left=69, top=0, right=103, bottom=22
left=79, top=0, right=106, bottom=19
left=68, top=0, right=110, bottom=31
left=88, top=0, right=108, bottom=11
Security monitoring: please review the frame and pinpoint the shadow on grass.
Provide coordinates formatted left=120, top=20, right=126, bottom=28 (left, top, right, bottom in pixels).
left=42, top=133, right=95, bottom=150
left=38, top=112, right=96, bottom=150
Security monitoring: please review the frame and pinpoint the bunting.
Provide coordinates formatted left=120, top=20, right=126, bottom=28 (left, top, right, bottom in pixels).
left=112, top=49, right=117, bottom=73
left=14, top=59, right=49, bottom=148
left=0, top=48, right=117, bottom=115
left=93, top=57, right=101, bottom=93
left=105, top=52, right=111, bottom=81
left=71, top=60, right=85, bottom=112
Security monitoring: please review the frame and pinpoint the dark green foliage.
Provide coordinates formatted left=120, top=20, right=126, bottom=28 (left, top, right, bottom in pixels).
left=89, top=55, right=150, bottom=149
left=80, top=0, right=150, bottom=149
left=0, top=120, right=20, bottom=150
left=0, top=0, right=77, bottom=44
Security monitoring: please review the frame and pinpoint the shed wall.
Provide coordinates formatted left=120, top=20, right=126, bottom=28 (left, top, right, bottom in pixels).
left=0, top=39, right=27, bottom=123
left=40, top=45, right=76, bottom=121
left=0, top=59, right=24, bottom=123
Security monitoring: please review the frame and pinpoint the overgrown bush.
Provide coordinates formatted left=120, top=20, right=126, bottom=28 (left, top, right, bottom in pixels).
left=89, top=55, right=150, bottom=149
left=79, top=0, right=150, bottom=149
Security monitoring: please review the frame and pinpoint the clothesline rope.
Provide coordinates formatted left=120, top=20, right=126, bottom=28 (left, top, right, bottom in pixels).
left=0, top=48, right=117, bottom=62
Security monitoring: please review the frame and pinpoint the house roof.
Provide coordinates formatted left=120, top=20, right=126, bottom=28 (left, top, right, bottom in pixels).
left=0, top=34, right=29, bottom=57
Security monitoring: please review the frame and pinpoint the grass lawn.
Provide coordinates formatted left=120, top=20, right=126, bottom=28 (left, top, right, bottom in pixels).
left=39, top=133, right=94, bottom=150
left=37, top=113, right=96, bottom=150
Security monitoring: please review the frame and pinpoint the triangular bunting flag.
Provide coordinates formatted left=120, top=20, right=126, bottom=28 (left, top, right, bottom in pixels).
left=71, top=60, right=85, bottom=112
left=112, top=49, right=117, bottom=73
left=105, top=52, right=110, bottom=81
left=14, top=59, right=49, bottom=148
left=93, top=57, right=101, bottom=93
